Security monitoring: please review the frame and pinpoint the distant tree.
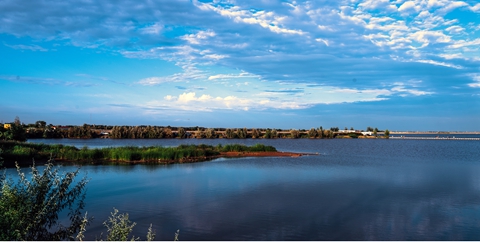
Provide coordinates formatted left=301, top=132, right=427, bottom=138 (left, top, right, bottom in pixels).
left=384, top=129, right=390, bottom=139
left=373, top=128, right=378, bottom=137
left=14, top=116, right=21, bottom=126
left=205, top=128, right=216, bottom=139
left=271, top=129, right=278, bottom=139
left=35, top=121, right=47, bottom=128
left=366, top=126, right=374, bottom=132
left=263, top=129, right=272, bottom=139
left=318, top=126, right=324, bottom=139
left=251, top=128, right=260, bottom=139
left=163, top=128, right=173, bottom=138
left=307, top=128, right=317, bottom=138
left=177, top=127, right=186, bottom=139
left=225, top=129, right=235, bottom=139
left=350, top=127, right=354, bottom=130
left=290, top=129, right=300, bottom=139
left=3, top=123, right=26, bottom=142
left=195, top=129, right=205, bottom=139
left=236, top=128, right=247, bottom=139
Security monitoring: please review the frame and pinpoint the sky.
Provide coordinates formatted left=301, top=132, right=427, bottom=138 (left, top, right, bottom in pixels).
left=0, top=0, right=479, bottom=131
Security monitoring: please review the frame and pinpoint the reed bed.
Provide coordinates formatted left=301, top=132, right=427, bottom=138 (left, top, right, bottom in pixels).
left=0, top=141, right=277, bottom=166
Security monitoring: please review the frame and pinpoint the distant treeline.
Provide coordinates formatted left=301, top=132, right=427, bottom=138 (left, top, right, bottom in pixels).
left=1, top=117, right=388, bottom=141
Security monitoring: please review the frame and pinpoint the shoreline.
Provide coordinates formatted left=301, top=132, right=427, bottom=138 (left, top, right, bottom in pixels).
left=4, top=151, right=315, bottom=168
left=0, top=141, right=316, bottom=168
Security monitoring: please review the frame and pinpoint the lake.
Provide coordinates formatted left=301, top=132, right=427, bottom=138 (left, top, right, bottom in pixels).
left=15, top=138, right=480, bottom=240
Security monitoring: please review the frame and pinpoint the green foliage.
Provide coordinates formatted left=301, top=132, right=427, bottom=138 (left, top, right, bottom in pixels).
left=1, top=124, right=27, bottom=142
left=205, top=128, right=216, bottom=139
left=146, top=224, right=156, bottom=241
left=348, top=133, right=359, bottom=139
left=0, top=160, right=90, bottom=240
left=307, top=128, right=317, bottom=138
left=177, top=127, right=186, bottom=139
left=0, top=148, right=3, bottom=167
left=290, top=129, right=300, bottom=139
left=104, top=208, right=138, bottom=241
left=174, top=229, right=180, bottom=241
left=100, top=208, right=157, bottom=241
left=225, top=129, right=236, bottom=139
left=1, top=142, right=228, bottom=165
left=220, top=143, right=276, bottom=152
left=251, top=128, right=260, bottom=138
left=384, top=129, right=390, bottom=139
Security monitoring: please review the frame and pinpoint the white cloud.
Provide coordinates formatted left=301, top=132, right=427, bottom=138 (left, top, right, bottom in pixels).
left=137, top=68, right=205, bottom=85
left=398, top=1, right=418, bottom=14
left=438, top=1, right=469, bottom=14
left=315, top=38, right=329, bottom=46
left=2, top=0, right=480, bottom=116
left=4, top=43, right=48, bottom=51
left=468, top=75, right=480, bottom=88
left=471, top=3, right=480, bottom=12
left=410, top=30, right=451, bottom=47
left=155, top=92, right=256, bottom=111
left=445, top=25, right=465, bottom=34
left=182, top=30, right=216, bottom=45
left=427, top=0, right=447, bottom=8
left=208, top=72, right=259, bottom=81
left=195, top=1, right=305, bottom=35
left=415, top=59, right=463, bottom=69
left=391, top=82, right=434, bottom=96
left=359, top=0, right=397, bottom=11
left=140, top=23, right=163, bottom=35
left=448, top=38, right=480, bottom=49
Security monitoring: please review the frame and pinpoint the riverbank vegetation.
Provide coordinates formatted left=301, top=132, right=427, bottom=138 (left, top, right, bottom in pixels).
left=0, top=157, right=160, bottom=241
left=0, top=141, right=278, bottom=167
left=1, top=117, right=389, bottom=141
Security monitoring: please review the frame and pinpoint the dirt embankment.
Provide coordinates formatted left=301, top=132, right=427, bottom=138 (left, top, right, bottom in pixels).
left=219, top=151, right=316, bottom=158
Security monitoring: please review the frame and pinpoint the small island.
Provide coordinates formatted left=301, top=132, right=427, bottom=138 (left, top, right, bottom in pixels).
left=0, top=141, right=313, bottom=168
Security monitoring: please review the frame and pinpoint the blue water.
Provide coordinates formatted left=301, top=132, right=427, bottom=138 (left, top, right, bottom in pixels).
left=15, top=138, right=480, bottom=240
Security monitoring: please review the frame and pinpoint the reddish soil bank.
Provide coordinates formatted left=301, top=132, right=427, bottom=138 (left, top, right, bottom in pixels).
left=219, top=151, right=317, bottom=158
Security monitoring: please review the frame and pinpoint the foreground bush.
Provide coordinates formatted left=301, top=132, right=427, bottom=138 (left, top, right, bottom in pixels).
left=0, top=160, right=89, bottom=240
left=0, top=159, right=167, bottom=241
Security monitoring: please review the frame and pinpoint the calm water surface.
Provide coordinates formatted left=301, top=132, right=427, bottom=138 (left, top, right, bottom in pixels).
left=19, top=138, right=480, bottom=240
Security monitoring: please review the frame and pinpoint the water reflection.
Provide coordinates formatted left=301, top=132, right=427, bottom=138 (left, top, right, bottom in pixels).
left=18, top=139, right=480, bottom=240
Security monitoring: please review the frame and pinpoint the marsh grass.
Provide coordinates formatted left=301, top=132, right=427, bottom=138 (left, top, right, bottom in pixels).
left=220, top=143, right=277, bottom=152
left=0, top=141, right=277, bottom=167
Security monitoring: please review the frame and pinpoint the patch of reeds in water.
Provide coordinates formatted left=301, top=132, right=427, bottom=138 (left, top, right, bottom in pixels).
left=0, top=141, right=277, bottom=166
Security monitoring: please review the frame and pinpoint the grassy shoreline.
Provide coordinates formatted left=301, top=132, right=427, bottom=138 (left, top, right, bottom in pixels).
left=0, top=141, right=278, bottom=167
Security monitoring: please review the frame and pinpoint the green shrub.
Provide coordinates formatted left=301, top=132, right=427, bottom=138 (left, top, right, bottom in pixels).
left=0, top=160, right=90, bottom=240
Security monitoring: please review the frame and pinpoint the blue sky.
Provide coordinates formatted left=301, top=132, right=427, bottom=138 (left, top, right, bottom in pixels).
left=0, top=0, right=479, bottom=131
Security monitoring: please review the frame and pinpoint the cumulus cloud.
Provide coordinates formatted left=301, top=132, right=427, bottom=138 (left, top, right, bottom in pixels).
left=0, top=0, right=479, bottom=115
left=398, top=1, right=419, bottom=14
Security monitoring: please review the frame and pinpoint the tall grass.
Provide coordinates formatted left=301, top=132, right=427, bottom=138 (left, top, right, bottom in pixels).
left=0, top=141, right=277, bottom=166
left=220, top=143, right=276, bottom=152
